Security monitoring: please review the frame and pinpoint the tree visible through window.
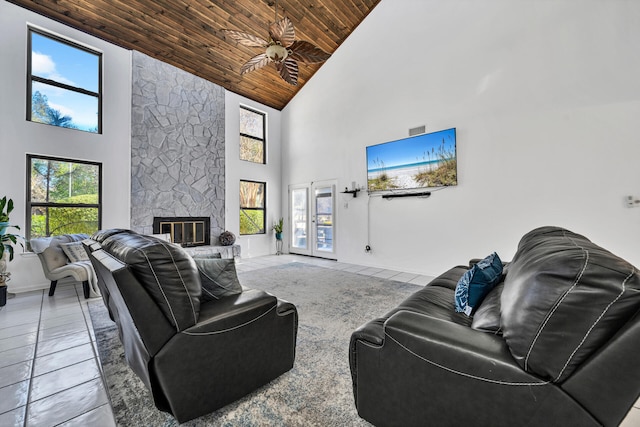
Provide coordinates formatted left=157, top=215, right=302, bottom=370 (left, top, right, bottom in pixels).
left=240, top=180, right=265, bottom=235
left=27, top=155, right=102, bottom=240
left=28, top=28, right=102, bottom=133
left=239, top=106, right=266, bottom=164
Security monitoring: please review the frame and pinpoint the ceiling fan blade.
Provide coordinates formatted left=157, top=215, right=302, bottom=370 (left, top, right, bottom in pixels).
left=275, top=58, right=299, bottom=85
left=241, top=53, right=271, bottom=75
left=288, top=40, right=331, bottom=63
left=224, top=29, right=268, bottom=47
left=269, top=17, right=295, bottom=47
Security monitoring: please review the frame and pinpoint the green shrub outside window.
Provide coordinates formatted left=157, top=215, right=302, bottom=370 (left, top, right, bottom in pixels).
left=240, top=180, right=265, bottom=235
left=27, top=155, right=102, bottom=241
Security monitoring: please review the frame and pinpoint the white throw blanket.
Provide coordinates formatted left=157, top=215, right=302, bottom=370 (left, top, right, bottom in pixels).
left=77, top=260, right=101, bottom=298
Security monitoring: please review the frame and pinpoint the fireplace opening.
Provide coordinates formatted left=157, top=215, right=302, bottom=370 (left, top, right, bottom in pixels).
left=153, top=217, right=211, bottom=247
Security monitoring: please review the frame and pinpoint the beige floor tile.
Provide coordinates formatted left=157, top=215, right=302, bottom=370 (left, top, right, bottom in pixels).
left=0, top=360, right=32, bottom=389
left=33, top=343, right=95, bottom=377
left=0, top=380, right=29, bottom=414
left=621, top=407, right=640, bottom=427
left=30, top=359, right=101, bottom=401
left=36, top=332, right=91, bottom=358
left=26, top=378, right=109, bottom=427
left=0, top=406, right=26, bottom=426
left=58, top=404, right=117, bottom=427
left=0, top=344, right=36, bottom=369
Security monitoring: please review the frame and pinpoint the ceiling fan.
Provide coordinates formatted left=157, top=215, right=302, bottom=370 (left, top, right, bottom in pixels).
left=223, top=1, right=331, bottom=86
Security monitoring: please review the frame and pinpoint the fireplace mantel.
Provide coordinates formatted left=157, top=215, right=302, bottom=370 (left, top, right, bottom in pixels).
left=183, top=244, right=241, bottom=260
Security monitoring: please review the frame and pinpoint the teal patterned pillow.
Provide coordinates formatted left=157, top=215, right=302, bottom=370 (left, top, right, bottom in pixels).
left=455, top=252, right=503, bottom=316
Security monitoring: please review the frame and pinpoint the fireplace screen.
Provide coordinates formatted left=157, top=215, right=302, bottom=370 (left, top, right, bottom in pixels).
left=153, top=217, right=210, bottom=247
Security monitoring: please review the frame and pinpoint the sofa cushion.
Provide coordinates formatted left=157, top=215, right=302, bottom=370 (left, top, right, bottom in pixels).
left=98, top=231, right=201, bottom=331
left=393, top=266, right=473, bottom=327
left=501, top=226, right=640, bottom=382
left=194, top=258, right=242, bottom=301
left=471, top=282, right=503, bottom=334
left=455, top=252, right=503, bottom=315
left=92, top=228, right=132, bottom=243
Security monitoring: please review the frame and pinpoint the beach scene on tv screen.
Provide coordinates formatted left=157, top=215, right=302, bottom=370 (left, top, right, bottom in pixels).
left=367, top=128, right=457, bottom=191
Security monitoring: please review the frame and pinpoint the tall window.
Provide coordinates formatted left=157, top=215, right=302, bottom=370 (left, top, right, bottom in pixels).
left=240, top=180, right=266, bottom=235
left=239, top=106, right=266, bottom=164
left=27, top=28, right=102, bottom=133
left=27, top=155, right=102, bottom=240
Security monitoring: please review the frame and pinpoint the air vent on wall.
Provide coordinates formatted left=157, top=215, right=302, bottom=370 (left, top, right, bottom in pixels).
left=409, top=125, right=426, bottom=136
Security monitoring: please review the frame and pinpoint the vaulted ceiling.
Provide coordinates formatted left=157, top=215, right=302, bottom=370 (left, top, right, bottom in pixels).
left=9, top=0, right=381, bottom=110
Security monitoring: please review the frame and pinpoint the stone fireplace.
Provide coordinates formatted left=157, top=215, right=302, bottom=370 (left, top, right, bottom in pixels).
left=130, top=51, right=225, bottom=244
left=153, top=216, right=211, bottom=247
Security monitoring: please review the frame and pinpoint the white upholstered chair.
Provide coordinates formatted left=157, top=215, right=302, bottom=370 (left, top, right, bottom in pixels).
left=30, top=234, right=100, bottom=299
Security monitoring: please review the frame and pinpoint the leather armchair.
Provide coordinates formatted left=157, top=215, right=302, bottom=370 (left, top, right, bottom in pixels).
left=84, top=229, right=297, bottom=423
left=350, top=226, right=640, bottom=427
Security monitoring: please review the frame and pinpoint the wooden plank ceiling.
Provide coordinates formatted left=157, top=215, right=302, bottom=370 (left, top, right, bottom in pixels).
left=9, top=0, right=381, bottom=110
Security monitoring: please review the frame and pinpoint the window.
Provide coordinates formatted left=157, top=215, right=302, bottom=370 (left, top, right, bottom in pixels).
left=27, top=28, right=102, bottom=133
left=239, top=106, right=266, bottom=164
left=240, top=180, right=266, bottom=235
left=27, top=155, right=102, bottom=240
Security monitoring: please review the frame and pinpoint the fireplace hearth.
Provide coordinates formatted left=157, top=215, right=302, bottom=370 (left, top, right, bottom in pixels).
left=153, top=217, right=211, bottom=247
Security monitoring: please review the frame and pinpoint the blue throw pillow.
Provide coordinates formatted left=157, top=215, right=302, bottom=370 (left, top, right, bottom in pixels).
left=455, top=252, right=503, bottom=316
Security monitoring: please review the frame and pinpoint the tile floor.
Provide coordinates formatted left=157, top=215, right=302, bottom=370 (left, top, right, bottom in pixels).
left=0, top=281, right=113, bottom=426
left=1, top=254, right=639, bottom=426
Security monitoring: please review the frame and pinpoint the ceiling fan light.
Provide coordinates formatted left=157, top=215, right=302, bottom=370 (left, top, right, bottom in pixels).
left=266, top=44, right=288, bottom=62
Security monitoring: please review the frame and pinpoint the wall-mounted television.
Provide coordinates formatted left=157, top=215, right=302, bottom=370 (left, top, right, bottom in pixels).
left=366, top=128, right=457, bottom=193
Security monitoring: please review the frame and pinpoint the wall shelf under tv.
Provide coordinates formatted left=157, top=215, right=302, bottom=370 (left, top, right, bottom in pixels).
left=381, top=191, right=431, bottom=200
left=341, top=188, right=360, bottom=197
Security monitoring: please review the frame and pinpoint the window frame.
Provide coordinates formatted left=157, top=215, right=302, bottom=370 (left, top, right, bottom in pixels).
left=239, top=179, right=266, bottom=235
left=26, top=154, right=103, bottom=241
left=26, top=27, right=103, bottom=134
left=239, top=105, right=266, bottom=164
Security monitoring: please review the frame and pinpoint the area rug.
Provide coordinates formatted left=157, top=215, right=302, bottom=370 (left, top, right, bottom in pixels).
left=88, top=262, right=423, bottom=426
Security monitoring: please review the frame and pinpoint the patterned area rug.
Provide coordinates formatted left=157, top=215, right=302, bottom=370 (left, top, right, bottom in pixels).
left=88, top=262, right=422, bottom=426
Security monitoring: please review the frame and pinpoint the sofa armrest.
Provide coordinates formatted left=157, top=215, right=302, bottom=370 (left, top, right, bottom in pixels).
left=384, top=310, right=542, bottom=383
left=351, top=310, right=598, bottom=427
left=277, top=298, right=296, bottom=316
left=185, top=289, right=280, bottom=335
left=153, top=288, right=297, bottom=422
left=352, top=310, right=546, bottom=386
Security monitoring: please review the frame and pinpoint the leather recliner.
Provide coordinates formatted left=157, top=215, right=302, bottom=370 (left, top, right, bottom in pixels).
left=349, top=226, right=640, bottom=427
left=84, top=229, right=298, bottom=423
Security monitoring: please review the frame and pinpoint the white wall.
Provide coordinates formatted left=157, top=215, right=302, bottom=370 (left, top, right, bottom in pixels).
left=0, top=2, right=132, bottom=291
left=225, top=92, right=283, bottom=258
left=282, top=0, right=640, bottom=276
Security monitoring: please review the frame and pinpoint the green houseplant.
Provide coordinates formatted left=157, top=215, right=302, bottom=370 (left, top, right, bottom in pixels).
left=0, top=196, right=22, bottom=262
left=0, top=197, right=23, bottom=305
left=272, top=217, right=284, bottom=240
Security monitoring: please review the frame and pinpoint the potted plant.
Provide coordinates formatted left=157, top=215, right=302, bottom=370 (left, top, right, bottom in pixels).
left=0, top=197, right=23, bottom=306
left=0, top=197, right=22, bottom=260
left=272, top=217, right=284, bottom=240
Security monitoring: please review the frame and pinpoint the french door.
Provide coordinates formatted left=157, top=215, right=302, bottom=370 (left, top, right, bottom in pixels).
left=289, top=180, right=337, bottom=259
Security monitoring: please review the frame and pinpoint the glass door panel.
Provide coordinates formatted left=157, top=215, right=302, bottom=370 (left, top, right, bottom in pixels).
left=289, top=181, right=336, bottom=259
left=314, top=186, right=333, bottom=252
left=291, top=187, right=308, bottom=251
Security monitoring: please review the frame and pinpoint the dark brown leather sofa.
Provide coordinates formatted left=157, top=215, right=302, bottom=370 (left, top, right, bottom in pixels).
left=84, top=229, right=297, bottom=423
left=350, top=226, right=640, bottom=427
